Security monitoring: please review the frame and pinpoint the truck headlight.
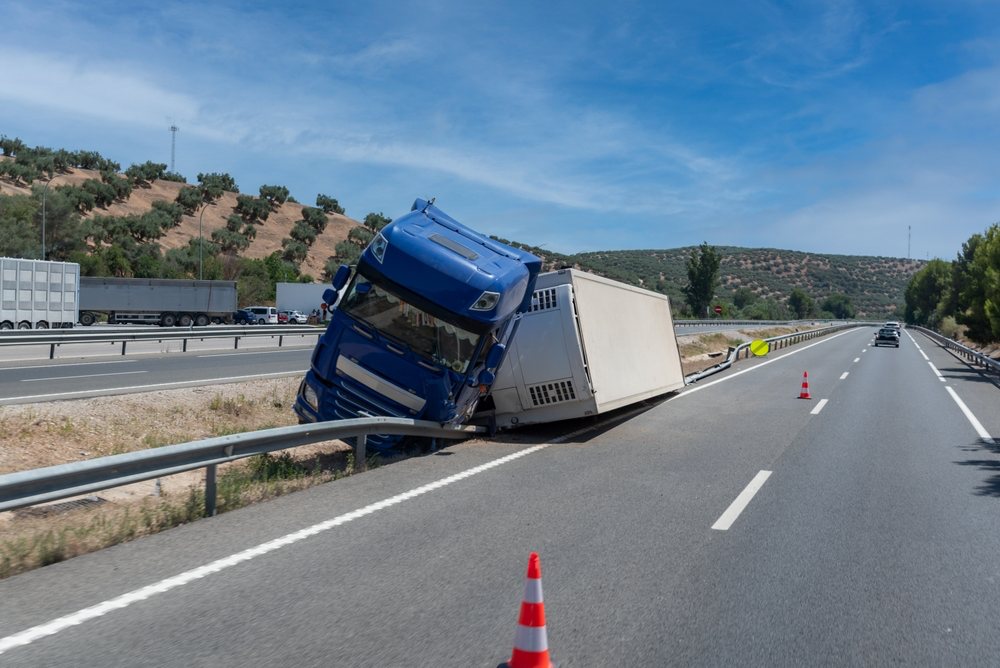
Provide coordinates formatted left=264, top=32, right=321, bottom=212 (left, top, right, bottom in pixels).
left=302, top=383, right=319, bottom=411
left=471, top=291, right=500, bottom=311
left=370, top=232, right=388, bottom=263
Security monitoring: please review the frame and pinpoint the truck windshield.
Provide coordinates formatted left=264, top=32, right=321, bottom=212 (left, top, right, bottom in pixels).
left=340, top=275, right=481, bottom=373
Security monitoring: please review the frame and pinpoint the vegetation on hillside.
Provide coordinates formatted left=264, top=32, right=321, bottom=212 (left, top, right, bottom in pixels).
left=903, top=223, right=1000, bottom=344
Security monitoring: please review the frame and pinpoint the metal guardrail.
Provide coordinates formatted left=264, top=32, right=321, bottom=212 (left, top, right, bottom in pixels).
left=911, top=326, right=1000, bottom=374
left=0, top=417, right=485, bottom=516
left=683, top=321, right=879, bottom=384
left=0, top=325, right=322, bottom=358
left=673, top=319, right=846, bottom=327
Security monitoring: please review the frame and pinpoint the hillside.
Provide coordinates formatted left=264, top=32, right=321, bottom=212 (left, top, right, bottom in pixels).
left=0, top=162, right=358, bottom=281
left=495, top=242, right=923, bottom=318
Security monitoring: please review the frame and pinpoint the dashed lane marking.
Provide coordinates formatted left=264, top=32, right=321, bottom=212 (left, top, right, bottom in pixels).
left=810, top=399, right=828, bottom=415
left=712, top=471, right=772, bottom=530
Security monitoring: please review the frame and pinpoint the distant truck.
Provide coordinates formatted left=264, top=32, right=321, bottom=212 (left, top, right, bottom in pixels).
left=79, top=277, right=238, bottom=327
left=479, top=269, right=686, bottom=428
left=0, top=257, right=80, bottom=330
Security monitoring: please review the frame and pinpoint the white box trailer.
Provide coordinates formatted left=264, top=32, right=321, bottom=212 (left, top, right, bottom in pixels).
left=486, top=269, right=685, bottom=427
left=79, top=277, right=237, bottom=327
left=275, top=282, right=342, bottom=316
left=0, top=257, right=79, bottom=329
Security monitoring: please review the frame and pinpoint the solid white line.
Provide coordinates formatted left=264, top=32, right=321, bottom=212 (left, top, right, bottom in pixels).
left=0, top=444, right=549, bottom=656
left=21, top=371, right=148, bottom=383
left=712, top=470, right=772, bottom=530
left=197, top=349, right=310, bottom=358
left=928, top=361, right=944, bottom=380
left=679, top=328, right=860, bottom=397
left=919, top=349, right=929, bottom=361
left=810, top=398, right=828, bottom=415
left=0, top=371, right=308, bottom=403
left=839, top=372, right=849, bottom=380
left=0, top=360, right=136, bottom=372
left=945, top=386, right=995, bottom=444
left=854, top=358, right=860, bottom=363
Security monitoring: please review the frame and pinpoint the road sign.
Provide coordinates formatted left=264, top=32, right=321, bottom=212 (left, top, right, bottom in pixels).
left=714, top=305, right=723, bottom=314
left=750, top=339, right=769, bottom=357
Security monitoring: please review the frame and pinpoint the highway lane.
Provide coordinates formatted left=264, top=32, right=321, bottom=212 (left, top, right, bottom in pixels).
left=0, top=347, right=312, bottom=404
left=2, top=326, right=999, bottom=666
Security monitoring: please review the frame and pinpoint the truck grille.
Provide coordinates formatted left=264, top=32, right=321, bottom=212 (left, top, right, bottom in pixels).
left=326, top=378, right=408, bottom=449
left=527, top=380, right=577, bottom=406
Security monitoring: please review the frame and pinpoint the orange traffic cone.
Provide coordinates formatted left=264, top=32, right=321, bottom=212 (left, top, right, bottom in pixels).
left=799, top=371, right=811, bottom=399
left=504, top=553, right=555, bottom=668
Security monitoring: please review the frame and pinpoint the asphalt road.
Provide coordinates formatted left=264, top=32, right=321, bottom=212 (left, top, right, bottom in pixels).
left=1, top=326, right=998, bottom=666
left=0, top=345, right=312, bottom=405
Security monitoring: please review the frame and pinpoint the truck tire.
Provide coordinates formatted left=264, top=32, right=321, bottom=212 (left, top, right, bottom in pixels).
left=36, top=321, right=48, bottom=329
left=194, top=313, right=210, bottom=327
left=17, top=322, right=30, bottom=330
left=178, top=313, right=193, bottom=327
left=79, top=312, right=97, bottom=326
left=0, top=321, right=12, bottom=330
left=160, top=313, right=177, bottom=327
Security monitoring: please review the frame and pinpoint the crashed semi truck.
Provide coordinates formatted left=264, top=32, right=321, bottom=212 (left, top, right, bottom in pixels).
left=294, top=199, right=686, bottom=452
left=294, top=199, right=542, bottom=450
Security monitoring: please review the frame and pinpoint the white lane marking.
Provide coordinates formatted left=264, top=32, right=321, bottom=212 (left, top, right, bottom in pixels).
left=0, top=371, right=307, bottom=403
left=21, top=371, right=148, bottom=383
left=839, top=372, right=849, bottom=380
left=810, top=398, right=828, bottom=415
left=197, top=349, right=311, bottom=358
left=928, top=361, right=945, bottom=381
left=854, top=358, right=860, bottom=363
left=680, top=328, right=860, bottom=397
left=0, top=360, right=136, bottom=372
left=712, top=470, right=772, bottom=530
left=862, top=349, right=867, bottom=353
left=0, top=444, right=549, bottom=656
left=919, top=349, right=929, bottom=361
left=945, top=386, right=995, bottom=445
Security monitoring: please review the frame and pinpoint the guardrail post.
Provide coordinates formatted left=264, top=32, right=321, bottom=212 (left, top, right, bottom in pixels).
left=183, top=339, right=188, bottom=353
left=234, top=337, right=239, bottom=350
left=205, top=464, right=218, bottom=517
left=50, top=343, right=55, bottom=360
left=356, top=434, right=366, bottom=468
left=279, top=335, right=283, bottom=347
left=121, top=341, right=126, bottom=356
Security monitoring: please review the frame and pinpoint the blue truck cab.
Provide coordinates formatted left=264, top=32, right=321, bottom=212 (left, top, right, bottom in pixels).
left=294, top=199, right=541, bottom=452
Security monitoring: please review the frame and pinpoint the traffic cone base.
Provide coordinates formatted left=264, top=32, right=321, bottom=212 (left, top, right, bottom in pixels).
left=503, top=553, right=556, bottom=668
left=799, top=371, right=811, bottom=400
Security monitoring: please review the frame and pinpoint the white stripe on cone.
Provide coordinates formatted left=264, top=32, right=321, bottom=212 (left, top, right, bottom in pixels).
left=522, top=578, right=543, bottom=604
left=514, top=624, right=549, bottom=653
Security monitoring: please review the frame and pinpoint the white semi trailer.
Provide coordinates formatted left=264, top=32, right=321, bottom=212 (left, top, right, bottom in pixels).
left=0, top=257, right=80, bottom=329
left=79, top=276, right=238, bottom=327
left=482, top=269, right=686, bottom=428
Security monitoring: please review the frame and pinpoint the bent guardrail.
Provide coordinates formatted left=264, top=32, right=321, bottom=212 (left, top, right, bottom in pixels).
left=683, top=321, right=879, bottom=384
left=912, top=326, right=1000, bottom=374
left=0, top=417, right=485, bottom=517
left=0, top=325, right=322, bottom=358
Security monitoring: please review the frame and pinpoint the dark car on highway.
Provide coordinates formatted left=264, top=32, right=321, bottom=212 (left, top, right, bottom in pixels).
left=874, top=327, right=900, bottom=347
left=232, top=309, right=256, bottom=326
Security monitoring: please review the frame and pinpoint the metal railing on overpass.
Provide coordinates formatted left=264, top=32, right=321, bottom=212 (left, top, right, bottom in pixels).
left=0, top=325, right=322, bottom=358
left=911, top=326, right=1000, bottom=374
left=673, top=319, right=848, bottom=328
left=683, top=321, right=880, bottom=384
left=0, top=418, right=485, bottom=517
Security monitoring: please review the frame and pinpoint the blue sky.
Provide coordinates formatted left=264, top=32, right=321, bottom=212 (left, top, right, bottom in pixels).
left=2, top=1, right=999, bottom=260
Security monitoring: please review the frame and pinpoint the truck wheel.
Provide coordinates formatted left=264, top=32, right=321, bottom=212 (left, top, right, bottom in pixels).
left=79, top=312, right=97, bottom=326
left=17, top=322, right=30, bottom=330
left=36, top=321, right=48, bottom=329
left=178, top=313, right=193, bottom=327
left=0, top=322, right=12, bottom=330
left=194, top=314, right=210, bottom=327
left=161, top=313, right=177, bottom=327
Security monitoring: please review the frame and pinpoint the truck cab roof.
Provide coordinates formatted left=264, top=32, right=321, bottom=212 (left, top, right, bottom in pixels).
left=356, top=199, right=541, bottom=334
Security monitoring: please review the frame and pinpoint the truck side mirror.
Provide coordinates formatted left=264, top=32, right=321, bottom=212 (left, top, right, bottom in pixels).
left=322, top=289, right=336, bottom=305
left=478, top=369, right=496, bottom=387
left=484, top=343, right=505, bottom=371
left=331, top=265, right=351, bottom=291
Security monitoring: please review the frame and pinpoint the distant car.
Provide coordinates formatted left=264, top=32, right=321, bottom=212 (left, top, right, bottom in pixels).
left=277, top=311, right=289, bottom=324
left=244, top=306, right=278, bottom=325
left=280, top=310, right=308, bottom=324
left=875, top=327, right=900, bottom=347
left=884, top=321, right=902, bottom=334
left=232, top=309, right=255, bottom=326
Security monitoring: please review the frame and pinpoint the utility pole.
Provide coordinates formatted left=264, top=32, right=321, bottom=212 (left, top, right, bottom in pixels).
left=169, top=125, right=179, bottom=172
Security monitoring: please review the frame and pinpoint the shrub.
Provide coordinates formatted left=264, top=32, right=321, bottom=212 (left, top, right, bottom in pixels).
left=316, top=194, right=345, bottom=215
left=175, top=186, right=203, bottom=214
